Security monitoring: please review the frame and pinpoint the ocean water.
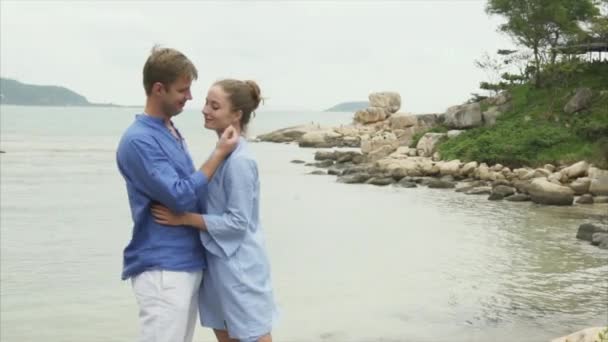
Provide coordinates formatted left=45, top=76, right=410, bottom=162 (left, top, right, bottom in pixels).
left=1, top=105, right=607, bottom=342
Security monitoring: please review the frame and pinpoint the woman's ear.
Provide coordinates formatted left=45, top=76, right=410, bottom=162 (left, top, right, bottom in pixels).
left=233, top=109, right=243, bottom=123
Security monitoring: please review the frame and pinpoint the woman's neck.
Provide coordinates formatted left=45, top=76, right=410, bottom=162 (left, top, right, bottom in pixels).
left=216, top=127, right=242, bottom=138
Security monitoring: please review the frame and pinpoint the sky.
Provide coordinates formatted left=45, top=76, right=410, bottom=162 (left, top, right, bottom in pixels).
left=0, top=0, right=514, bottom=113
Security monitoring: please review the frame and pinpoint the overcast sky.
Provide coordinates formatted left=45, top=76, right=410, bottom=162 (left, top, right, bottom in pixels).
left=1, top=0, right=513, bottom=113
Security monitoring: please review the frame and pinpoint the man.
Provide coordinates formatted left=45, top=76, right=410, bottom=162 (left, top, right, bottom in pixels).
left=116, top=46, right=237, bottom=342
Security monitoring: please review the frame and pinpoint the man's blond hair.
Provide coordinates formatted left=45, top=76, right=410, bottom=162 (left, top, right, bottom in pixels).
left=142, top=45, right=198, bottom=95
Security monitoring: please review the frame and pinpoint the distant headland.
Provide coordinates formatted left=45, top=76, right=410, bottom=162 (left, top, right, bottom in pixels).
left=0, top=78, right=134, bottom=107
left=324, top=101, right=368, bottom=112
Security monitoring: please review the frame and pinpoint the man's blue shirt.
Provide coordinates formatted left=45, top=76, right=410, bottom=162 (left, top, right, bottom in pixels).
left=116, top=114, right=207, bottom=280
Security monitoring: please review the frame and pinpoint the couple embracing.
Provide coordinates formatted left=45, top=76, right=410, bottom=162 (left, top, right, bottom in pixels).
left=116, top=46, right=277, bottom=342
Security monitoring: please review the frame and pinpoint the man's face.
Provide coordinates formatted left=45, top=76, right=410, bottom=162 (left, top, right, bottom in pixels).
left=160, top=75, right=193, bottom=117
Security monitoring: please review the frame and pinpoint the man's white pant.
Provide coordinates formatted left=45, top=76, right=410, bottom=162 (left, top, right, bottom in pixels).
left=131, top=270, right=203, bottom=342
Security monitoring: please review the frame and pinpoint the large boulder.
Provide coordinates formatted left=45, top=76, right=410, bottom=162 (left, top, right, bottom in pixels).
left=563, top=87, right=593, bottom=114
left=588, top=167, right=608, bottom=196
left=569, top=177, right=591, bottom=195
left=416, top=133, right=447, bottom=157
left=528, top=178, right=574, bottom=205
left=389, top=113, right=418, bottom=130
left=482, top=106, right=503, bottom=126
left=437, top=160, right=461, bottom=176
left=444, top=103, right=483, bottom=129
left=369, top=92, right=401, bottom=114
left=354, top=107, right=389, bottom=124
left=562, top=161, right=589, bottom=179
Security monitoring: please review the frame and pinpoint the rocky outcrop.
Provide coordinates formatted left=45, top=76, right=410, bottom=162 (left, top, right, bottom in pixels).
left=256, top=124, right=323, bottom=143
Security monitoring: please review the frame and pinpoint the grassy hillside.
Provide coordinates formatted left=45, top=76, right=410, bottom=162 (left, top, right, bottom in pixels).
left=438, top=62, right=608, bottom=168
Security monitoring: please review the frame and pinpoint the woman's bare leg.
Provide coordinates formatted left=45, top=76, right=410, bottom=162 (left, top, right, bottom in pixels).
left=213, top=329, right=238, bottom=342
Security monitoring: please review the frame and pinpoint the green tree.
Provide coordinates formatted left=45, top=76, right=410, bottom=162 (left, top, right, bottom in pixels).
left=486, top=0, right=599, bottom=86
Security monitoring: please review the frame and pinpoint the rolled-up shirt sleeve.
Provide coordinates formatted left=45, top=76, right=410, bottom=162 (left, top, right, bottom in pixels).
left=121, top=136, right=207, bottom=212
left=202, top=157, right=256, bottom=258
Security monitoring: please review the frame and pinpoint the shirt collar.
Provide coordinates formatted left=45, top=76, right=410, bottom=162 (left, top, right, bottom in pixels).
left=135, top=113, right=168, bottom=128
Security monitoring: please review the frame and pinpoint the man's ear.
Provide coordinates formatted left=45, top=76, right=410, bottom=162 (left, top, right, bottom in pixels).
left=152, top=82, right=164, bottom=96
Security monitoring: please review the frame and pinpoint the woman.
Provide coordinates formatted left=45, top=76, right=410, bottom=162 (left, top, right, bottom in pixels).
left=151, top=79, right=277, bottom=342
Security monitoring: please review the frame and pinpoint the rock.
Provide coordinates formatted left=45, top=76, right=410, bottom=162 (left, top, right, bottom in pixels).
left=575, top=194, right=594, bottom=204
left=342, top=164, right=374, bottom=175
left=314, top=151, right=337, bottom=161
left=327, top=167, right=342, bottom=176
left=416, top=133, right=447, bottom=157
left=362, top=132, right=400, bottom=154
left=551, top=327, right=608, bottom=342
left=492, top=185, right=516, bottom=197
left=336, top=151, right=362, bottom=163
left=588, top=167, right=608, bottom=196
left=415, top=114, right=440, bottom=129
left=505, top=193, right=531, bottom=202
left=366, top=177, right=394, bottom=186
left=488, top=193, right=504, bottom=201
left=490, top=164, right=504, bottom=172
left=482, top=106, right=503, bottom=126
left=427, top=179, right=456, bottom=189
left=447, top=130, right=464, bottom=138
left=369, top=92, right=401, bottom=114
left=594, top=196, right=608, bottom=203
left=310, top=170, right=326, bottom=175
left=354, top=107, right=389, bottom=124
left=569, top=177, right=591, bottom=195
left=563, top=87, right=593, bottom=113
left=528, top=178, right=574, bottom=205
left=562, top=161, right=589, bottom=179
left=444, top=103, right=483, bottom=129
left=257, top=124, right=323, bottom=143
left=395, top=179, right=417, bottom=188
left=337, top=173, right=372, bottom=184
left=544, top=164, right=556, bottom=172
left=591, top=233, right=608, bottom=246
left=299, top=129, right=343, bottom=148
left=465, top=186, right=492, bottom=195
left=368, top=145, right=399, bottom=162
left=576, top=223, right=608, bottom=241
left=291, top=159, right=306, bottom=164
left=437, top=160, right=461, bottom=177
left=306, top=160, right=334, bottom=168
left=389, top=113, right=418, bottom=130
left=461, top=161, right=478, bottom=177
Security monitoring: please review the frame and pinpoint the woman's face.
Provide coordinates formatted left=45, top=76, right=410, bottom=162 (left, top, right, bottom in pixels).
left=202, top=85, right=241, bottom=133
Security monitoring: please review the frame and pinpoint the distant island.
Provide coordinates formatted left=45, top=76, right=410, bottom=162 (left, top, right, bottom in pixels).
left=325, top=101, right=368, bottom=112
left=0, top=78, right=125, bottom=107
